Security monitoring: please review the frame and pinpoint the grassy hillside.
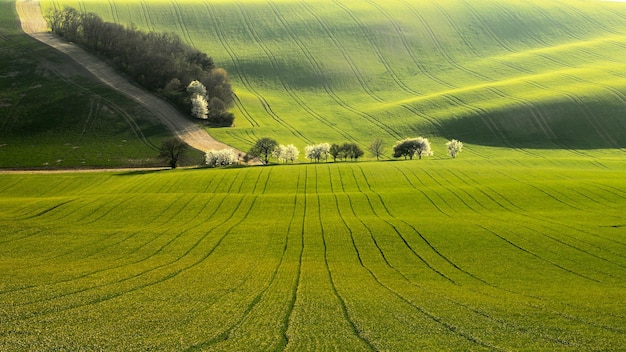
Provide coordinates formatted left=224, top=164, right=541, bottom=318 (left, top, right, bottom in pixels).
left=45, top=0, right=626, bottom=152
left=0, top=0, right=200, bottom=169
left=1, top=157, right=625, bottom=350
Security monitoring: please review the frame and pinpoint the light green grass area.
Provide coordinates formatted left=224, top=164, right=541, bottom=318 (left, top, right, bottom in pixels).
left=0, top=157, right=625, bottom=350
left=44, top=0, right=626, bottom=153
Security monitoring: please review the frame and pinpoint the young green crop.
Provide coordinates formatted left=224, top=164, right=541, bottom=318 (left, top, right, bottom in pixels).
left=1, top=155, right=625, bottom=350
left=42, top=0, right=626, bottom=154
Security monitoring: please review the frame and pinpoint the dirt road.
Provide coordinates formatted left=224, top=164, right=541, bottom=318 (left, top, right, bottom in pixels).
left=15, top=0, right=242, bottom=155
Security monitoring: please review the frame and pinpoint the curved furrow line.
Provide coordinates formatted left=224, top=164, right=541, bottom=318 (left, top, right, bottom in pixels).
left=348, top=168, right=497, bottom=286
left=223, top=168, right=244, bottom=194
left=203, top=2, right=307, bottom=141
left=356, top=168, right=626, bottom=330
left=107, top=0, right=121, bottom=24
left=523, top=80, right=618, bottom=147
left=406, top=165, right=483, bottom=214
left=434, top=170, right=523, bottom=213
left=343, top=195, right=581, bottom=348
left=428, top=0, right=481, bottom=57
left=529, top=179, right=619, bottom=216
left=342, top=190, right=457, bottom=284
left=139, top=0, right=156, bottom=32
left=73, top=231, right=143, bottom=260
left=355, top=165, right=394, bottom=217
left=259, top=166, right=273, bottom=194
left=264, top=1, right=358, bottom=143
left=18, top=199, right=76, bottom=220
left=0, top=228, right=45, bottom=248
left=536, top=219, right=626, bottom=261
left=234, top=1, right=319, bottom=143
left=202, top=169, right=228, bottom=193
left=595, top=183, right=626, bottom=202
left=427, top=168, right=504, bottom=212
left=334, top=195, right=501, bottom=350
left=299, top=3, right=384, bottom=106
left=170, top=1, right=195, bottom=46
left=329, top=0, right=449, bottom=134
left=12, top=195, right=255, bottom=317
left=0, top=177, right=25, bottom=194
left=249, top=167, right=266, bottom=195
left=516, top=222, right=626, bottom=272
left=558, top=73, right=626, bottom=151
left=151, top=194, right=204, bottom=226
left=278, top=169, right=304, bottom=350
left=448, top=168, right=526, bottom=212
left=70, top=196, right=138, bottom=225
left=225, top=130, right=255, bottom=147
left=443, top=92, right=523, bottom=150
left=392, top=0, right=557, bottom=153
left=389, top=165, right=452, bottom=218
left=362, top=0, right=454, bottom=90
left=185, top=211, right=293, bottom=350
left=397, top=0, right=492, bottom=83
left=297, top=1, right=403, bottom=140
left=233, top=93, right=259, bottom=127
left=552, top=0, right=625, bottom=37
left=532, top=213, right=626, bottom=249
left=19, top=197, right=102, bottom=226
left=8, top=194, right=233, bottom=298
left=362, top=189, right=495, bottom=286
left=456, top=0, right=515, bottom=54
left=494, top=169, right=585, bottom=212
left=477, top=224, right=602, bottom=283
left=314, top=171, right=376, bottom=349
left=108, top=172, right=160, bottom=194
left=237, top=168, right=259, bottom=194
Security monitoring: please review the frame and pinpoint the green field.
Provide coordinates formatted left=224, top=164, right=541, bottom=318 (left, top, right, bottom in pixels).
left=2, top=0, right=626, bottom=350
left=43, top=0, right=626, bottom=153
left=1, top=157, right=625, bottom=350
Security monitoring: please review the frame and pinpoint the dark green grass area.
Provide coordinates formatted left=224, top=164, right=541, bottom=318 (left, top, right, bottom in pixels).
left=0, top=0, right=203, bottom=168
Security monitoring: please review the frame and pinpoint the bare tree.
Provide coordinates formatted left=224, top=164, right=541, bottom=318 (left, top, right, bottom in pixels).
left=369, top=138, right=385, bottom=160
left=159, top=138, right=188, bottom=168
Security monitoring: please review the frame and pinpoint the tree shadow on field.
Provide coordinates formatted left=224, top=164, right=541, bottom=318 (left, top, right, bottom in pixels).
left=115, top=168, right=169, bottom=176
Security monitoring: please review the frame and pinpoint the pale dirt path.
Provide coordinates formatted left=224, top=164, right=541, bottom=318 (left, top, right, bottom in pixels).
left=15, top=0, right=243, bottom=155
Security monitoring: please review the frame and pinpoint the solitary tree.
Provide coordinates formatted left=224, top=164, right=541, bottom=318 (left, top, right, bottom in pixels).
left=159, top=138, right=188, bottom=169
left=369, top=138, right=385, bottom=160
left=249, top=137, right=279, bottom=165
left=446, top=139, right=463, bottom=158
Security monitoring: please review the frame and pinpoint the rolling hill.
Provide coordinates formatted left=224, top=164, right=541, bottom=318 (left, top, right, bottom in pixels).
left=2, top=1, right=626, bottom=350
left=43, top=0, right=626, bottom=152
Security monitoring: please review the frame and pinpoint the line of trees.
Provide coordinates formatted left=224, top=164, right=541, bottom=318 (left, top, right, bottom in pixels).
left=46, top=6, right=234, bottom=125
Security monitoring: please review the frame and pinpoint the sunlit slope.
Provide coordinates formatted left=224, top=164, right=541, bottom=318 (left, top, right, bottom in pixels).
left=46, top=0, right=626, bottom=150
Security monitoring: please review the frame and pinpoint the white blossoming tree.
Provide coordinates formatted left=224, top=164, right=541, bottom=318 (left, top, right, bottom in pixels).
left=446, top=139, right=463, bottom=158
